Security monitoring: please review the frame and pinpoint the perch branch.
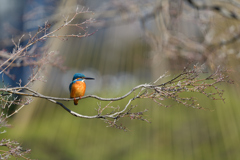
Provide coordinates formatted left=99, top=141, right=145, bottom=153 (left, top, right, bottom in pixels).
left=0, top=66, right=233, bottom=122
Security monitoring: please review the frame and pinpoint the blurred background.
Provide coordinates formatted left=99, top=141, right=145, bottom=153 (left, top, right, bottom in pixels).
left=1, top=0, right=240, bottom=159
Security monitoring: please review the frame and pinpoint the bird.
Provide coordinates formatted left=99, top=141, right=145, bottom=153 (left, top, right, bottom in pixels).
left=69, top=73, right=94, bottom=105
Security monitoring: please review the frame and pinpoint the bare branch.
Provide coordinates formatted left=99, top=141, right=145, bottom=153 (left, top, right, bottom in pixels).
left=0, top=65, right=233, bottom=125
left=185, top=0, right=239, bottom=20
left=0, top=7, right=95, bottom=75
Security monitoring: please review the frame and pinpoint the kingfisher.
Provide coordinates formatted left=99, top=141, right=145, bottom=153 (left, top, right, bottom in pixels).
left=69, top=73, right=94, bottom=105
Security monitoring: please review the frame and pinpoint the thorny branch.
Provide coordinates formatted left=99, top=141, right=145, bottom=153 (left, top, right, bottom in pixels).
left=0, top=65, right=233, bottom=131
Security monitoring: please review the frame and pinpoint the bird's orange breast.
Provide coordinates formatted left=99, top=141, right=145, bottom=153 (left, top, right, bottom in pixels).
left=70, top=81, right=86, bottom=98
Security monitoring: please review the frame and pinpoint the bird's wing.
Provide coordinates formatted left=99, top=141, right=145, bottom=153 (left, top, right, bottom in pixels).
left=69, top=81, right=73, bottom=93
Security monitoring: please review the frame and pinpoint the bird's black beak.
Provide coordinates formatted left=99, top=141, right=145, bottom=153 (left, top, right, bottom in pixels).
left=84, top=77, right=95, bottom=80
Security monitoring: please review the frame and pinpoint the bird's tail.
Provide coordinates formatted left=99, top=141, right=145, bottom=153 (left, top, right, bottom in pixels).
left=74, top=99, right=78, bottom=105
